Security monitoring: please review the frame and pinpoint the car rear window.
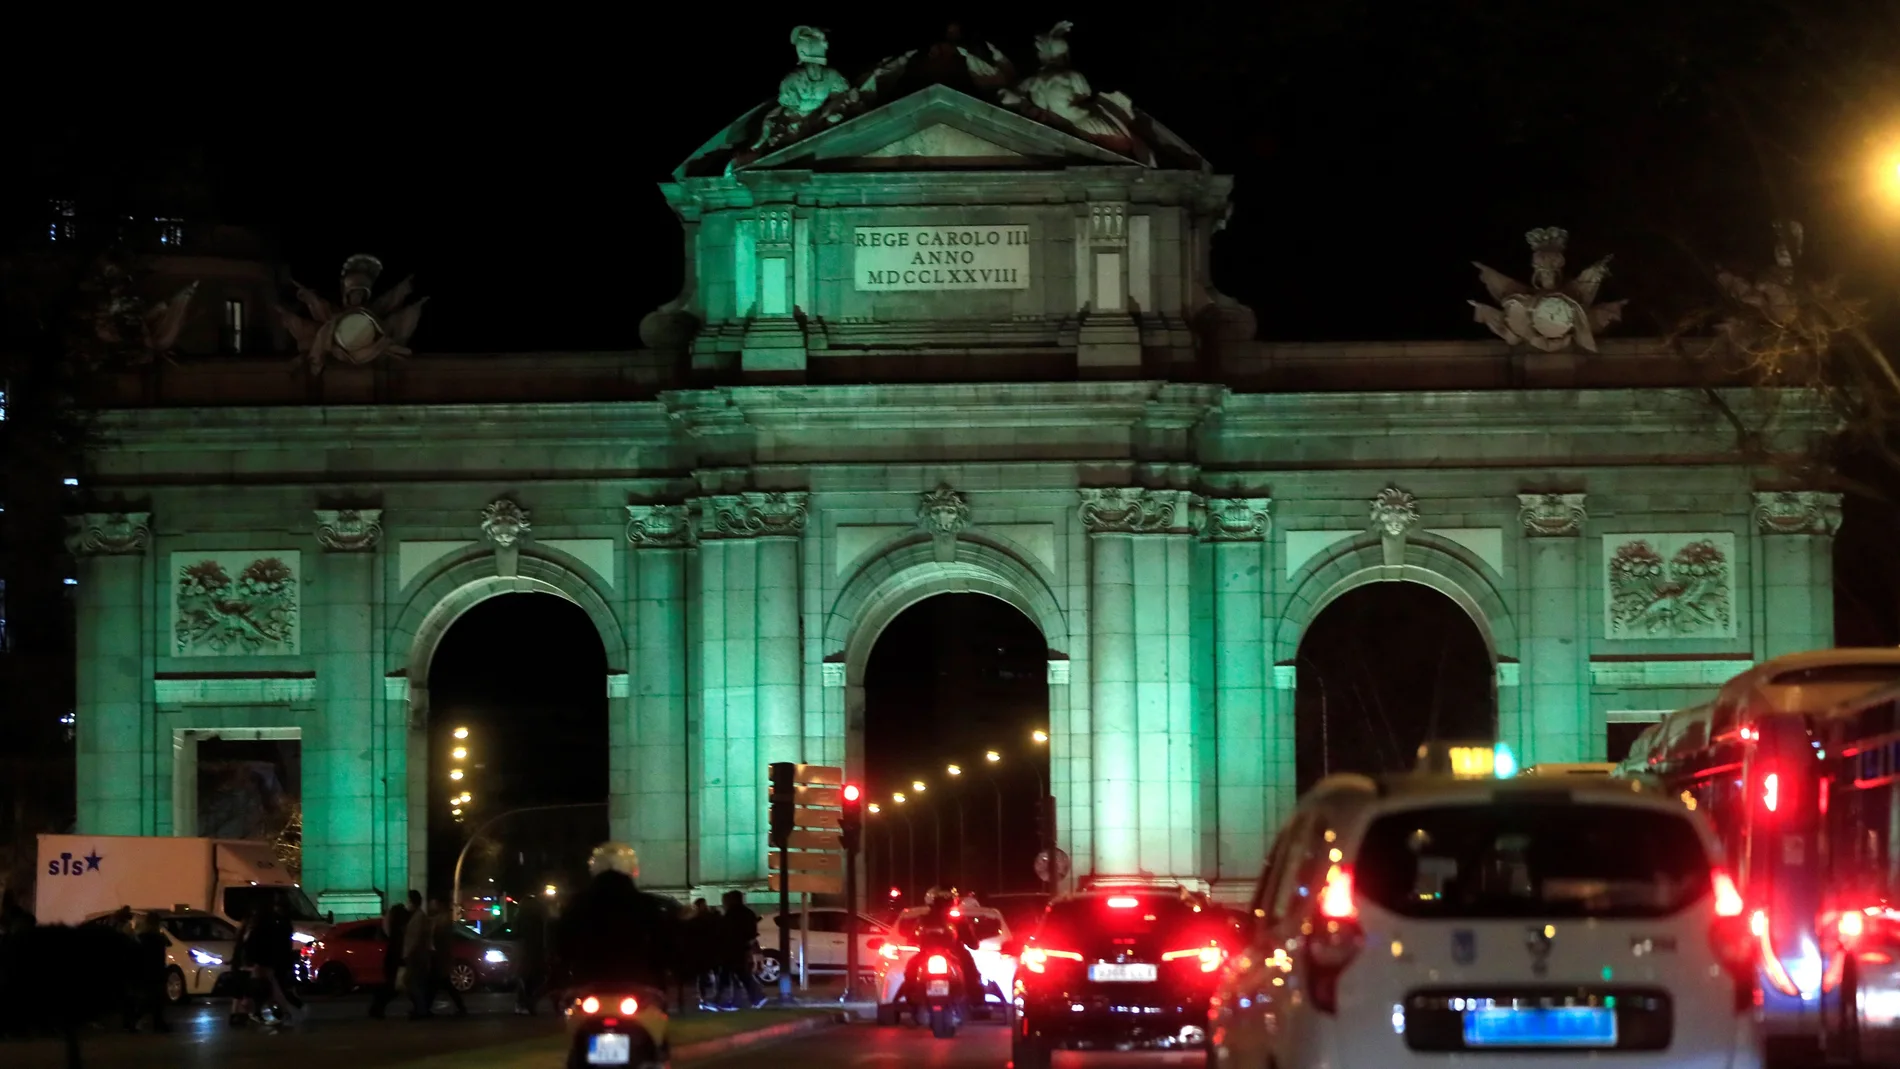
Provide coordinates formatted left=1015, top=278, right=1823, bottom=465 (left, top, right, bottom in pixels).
left=1355, top=802, right=1711, bottom=919
left=1035, top=895, right=1225, bottom=956
left=897, top=912, right=1005, bottom=942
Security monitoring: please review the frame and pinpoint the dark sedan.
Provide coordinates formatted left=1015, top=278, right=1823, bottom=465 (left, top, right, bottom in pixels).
left=306, top=918, right=515, bottom=994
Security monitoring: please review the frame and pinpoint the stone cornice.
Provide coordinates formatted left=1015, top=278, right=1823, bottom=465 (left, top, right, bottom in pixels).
left=1220, top=387, right=1832, bottom=434
left=93, top=401, right=677, bottom=446
left=668, top=382, right=1227, bottom=434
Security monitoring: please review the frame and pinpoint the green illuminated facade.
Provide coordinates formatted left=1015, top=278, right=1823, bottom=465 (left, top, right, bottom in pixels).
left=71, top=57, right=1836, bottom=915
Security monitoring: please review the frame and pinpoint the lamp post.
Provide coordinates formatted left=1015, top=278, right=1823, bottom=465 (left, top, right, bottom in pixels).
left=892, top=792, right=915, bottom=901
left=982, top=751, right=1005, bottom=892
left=946, top=765, right=968, bottom=887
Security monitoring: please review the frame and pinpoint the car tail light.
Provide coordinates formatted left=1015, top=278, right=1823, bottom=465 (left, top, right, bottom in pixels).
left=1839, top=910, right=1865, bottom=948
left=879, top=942, right=914, bottom=961
left=1305, top=865, right=1363, bottom=1015
left=1706, top=869, right=1754, bottom=1012
left=1750, top=910, right=1802, bottom=998
left=618, top=996, right=638, bottom=1015
left=1020, top=946, right=1083, bottom=974
left=926, top=954, right=949, bottom=976
left=1711, top=869, right=1744, bottom=918
left=581, top=995, right=600, bottom=1014
left=1106, top=896, right=1140, bottom=909
left=1163, top=944, right=1227, bottom=973
left=1318, top=864, right=1356, bottom=921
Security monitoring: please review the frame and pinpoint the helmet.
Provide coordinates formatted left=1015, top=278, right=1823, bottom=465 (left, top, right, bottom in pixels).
left=587, top=842, right=640, bottom=879
left=924, top=885, right=958, bottom=908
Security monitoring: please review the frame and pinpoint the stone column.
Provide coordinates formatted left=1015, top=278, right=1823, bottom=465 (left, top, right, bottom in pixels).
left=309, top=509, right=383, bottom=906
left=626, top=505, right=694, bottom=891
left=69, top=512, right=153, bottom=835
left=1081, top=489, right=1201, bottom=882
left=1203, top=498, right=1273, bottom=885
left=1516, top=494, right=1589, bottom=763
left=1753, top=492, right=1842, bottom=657
left=690, top=492, right=807, bottom=886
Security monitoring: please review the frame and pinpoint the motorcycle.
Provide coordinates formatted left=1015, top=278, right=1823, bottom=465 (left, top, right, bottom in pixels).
left=563, top=984, right=669, bottom=1069
left=904, top=949, right=966, bottom=1039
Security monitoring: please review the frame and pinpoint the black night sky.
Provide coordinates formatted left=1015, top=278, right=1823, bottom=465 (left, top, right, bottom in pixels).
left=14, top=4, right=1900, bottom=891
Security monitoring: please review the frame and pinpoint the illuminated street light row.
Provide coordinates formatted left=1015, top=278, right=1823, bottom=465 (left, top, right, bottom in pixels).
left=877, top=726, right=1049, bottom=808
left=450, top=725, right=473, bottom=823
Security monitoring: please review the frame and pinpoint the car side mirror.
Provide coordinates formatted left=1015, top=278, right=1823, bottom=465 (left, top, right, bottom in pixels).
left=1000, top=938, right=1023, bottom=957
left=867, top=937, right=884, bottom=951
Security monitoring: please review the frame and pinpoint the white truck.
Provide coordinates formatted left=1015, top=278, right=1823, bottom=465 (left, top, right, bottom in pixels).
left=36, top=834, right=333, bottom=943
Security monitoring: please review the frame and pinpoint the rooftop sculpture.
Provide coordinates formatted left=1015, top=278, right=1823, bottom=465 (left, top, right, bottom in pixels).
left=279, top=254, right=427, bottom=375
left=1470, top=228, right=1626, bottom=353
left=74, top=250, right=198, bottom=367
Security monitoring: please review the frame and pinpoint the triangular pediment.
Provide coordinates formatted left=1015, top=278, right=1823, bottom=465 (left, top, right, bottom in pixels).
left=743, top=84, right=1139, bottom=171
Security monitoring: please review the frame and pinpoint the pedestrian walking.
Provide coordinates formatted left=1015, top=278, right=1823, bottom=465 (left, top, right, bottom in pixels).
left=717, top=890, right=766, bottom=1009
left=368, top=896, right=412, bottom=1018
left=245, top=899, right=304, bottom=1028
left=402, top=893, right=435, bottom=1019
left=511, top=898, right=550, bottom=1016
left=123, top=912, right=172, bottom=1033
left=427, top=894, right=469, bottom=1018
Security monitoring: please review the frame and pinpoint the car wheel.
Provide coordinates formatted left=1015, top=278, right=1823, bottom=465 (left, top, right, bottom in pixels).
left=164, top=966, right=187, bottom=1004
left=317, top=962, right=353, bottom=995
left=875, top=1002, right=897, bottom=1026
left=448, top=962, right=477, bottom=994
left=754, top=952, right=783, bottom=984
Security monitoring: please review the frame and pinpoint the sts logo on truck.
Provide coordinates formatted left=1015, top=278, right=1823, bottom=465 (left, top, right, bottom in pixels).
left=48, top=850, right=103, bottom=875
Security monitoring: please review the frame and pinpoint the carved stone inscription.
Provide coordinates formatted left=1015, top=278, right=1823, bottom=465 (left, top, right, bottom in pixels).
left=855, top=225, right=1031, bottom=290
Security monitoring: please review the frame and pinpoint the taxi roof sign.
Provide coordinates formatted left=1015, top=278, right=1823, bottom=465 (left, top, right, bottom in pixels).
left=1415, top=740, right=1516, bottom=779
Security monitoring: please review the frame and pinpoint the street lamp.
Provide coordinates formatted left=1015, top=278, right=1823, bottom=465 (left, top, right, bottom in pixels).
left=453, top=726, right=469, bottom=740
left=892, top=791, right=906, bottom=804
left=946, top=764, right=962, bottom=777
left=1031, top=729, right=1049, bottom=744
left=912, top=780, right=927, bottom=793
left=543, top=884, right=557, bottom=897
left=450, top=768, right=464, bottom=781
left=451, top=746, right=468, bottom=760
left=984, top=750, right=1000, bottom=763
left=868, top=802, right=881, bottom=814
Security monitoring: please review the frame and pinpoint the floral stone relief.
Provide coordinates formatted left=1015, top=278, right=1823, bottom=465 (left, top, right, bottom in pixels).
left=1603, top=533, right=1735, bottom=640
left=172, top=550, right=300, bottom=656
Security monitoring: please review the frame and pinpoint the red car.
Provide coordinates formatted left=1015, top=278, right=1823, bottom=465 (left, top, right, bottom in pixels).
left=307, top=918, right=516, bottom=994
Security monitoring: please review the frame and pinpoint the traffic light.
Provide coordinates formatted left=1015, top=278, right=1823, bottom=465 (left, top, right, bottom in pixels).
left=840, top=782, right=863, bottom=851
left=769, top=761, right=797, bottom=849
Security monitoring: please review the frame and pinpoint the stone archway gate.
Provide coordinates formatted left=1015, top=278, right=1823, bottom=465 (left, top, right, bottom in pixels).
left=70, top=386, right=1837, bottom=914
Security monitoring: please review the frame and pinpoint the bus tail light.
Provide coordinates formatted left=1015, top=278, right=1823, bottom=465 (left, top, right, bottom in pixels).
left=1750, top=910, right=1803, bottom=998
left=1760, top=772, right=1780, bottom=814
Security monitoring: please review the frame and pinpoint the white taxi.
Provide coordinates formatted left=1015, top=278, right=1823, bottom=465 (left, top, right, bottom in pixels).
left=872, top=900, right=1016, bottom=1024
left=85, top=909, right=238, bottom=1002
left=1211, top=768, right=1762, bottom=1068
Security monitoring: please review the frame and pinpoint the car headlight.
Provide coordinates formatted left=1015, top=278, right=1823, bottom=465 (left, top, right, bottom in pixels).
left=190, top=948, right=224, bottom=967
left=483, top=948, right=508, bottom=963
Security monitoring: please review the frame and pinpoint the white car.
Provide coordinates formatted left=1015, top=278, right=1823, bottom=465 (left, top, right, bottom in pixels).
left=753, top=907, right=890, bottom=982
left=85, top=909, right=238, bottom=1003
left=1211, top=772, right=1763, bottom=1069
left=872, top=903, right=1016, bottom=1024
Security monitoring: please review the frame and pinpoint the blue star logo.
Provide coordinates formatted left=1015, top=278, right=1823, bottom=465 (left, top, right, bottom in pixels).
left=83, top=850, right=102, bottom=872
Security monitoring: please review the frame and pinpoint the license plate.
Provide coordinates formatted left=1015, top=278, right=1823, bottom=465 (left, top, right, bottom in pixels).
left=1088, top=963, right=1157, bottom=983
left=588, top=1033, right=632, bottom=1065
left=1463, top=1006, right=1617, bottom=1048
left=927, top=980, right=950, bottom=996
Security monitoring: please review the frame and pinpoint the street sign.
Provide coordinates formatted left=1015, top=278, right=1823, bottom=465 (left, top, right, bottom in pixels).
left=768, top=871, right=843, bottom=894
left=769, top=851, right=843, bottom=874
left=1034, top=847, right=1072, bottom=883
left=787, top=829, right=842, bottom=851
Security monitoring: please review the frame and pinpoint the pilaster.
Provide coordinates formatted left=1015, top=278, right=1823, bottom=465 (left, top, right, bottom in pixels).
left=626, top=505, right=694, bottom=890
left=309, top=509, right=382, bottom=905
left=1203, top=497, right=1272, bottom=883
left=689, top=492, right=808, bottom=886
left=68, top=512, right=153, bottom=835
left=1080, top=488, right=1201, bottom=883
left=1752, top=491, right=1841, bottom=658
left=1515, top=493, right=1589, bottom=763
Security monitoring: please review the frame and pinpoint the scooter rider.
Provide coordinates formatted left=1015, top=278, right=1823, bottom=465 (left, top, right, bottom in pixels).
left=554, top=843, right=680, bottom=995
left=914, top=887, right=983, bottom=1010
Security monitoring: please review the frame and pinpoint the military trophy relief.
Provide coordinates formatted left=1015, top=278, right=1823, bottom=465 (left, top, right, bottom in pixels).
left=278, top=254, right=427, bottom=375
left=172, top=551, right=302, bottom=657
left=1602, top=533, right=1736, bottom=641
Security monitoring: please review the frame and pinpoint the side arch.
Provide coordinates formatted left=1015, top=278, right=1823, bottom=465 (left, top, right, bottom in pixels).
left=386, top=547, right=628, bottom=894
left=1275, top=533, right=1519, bottom=663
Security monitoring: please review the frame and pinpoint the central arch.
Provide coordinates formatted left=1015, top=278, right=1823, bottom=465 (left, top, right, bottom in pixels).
left=388, top=548, right=627, bottom=895
left=821, top=534, right=1074, bottom=885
